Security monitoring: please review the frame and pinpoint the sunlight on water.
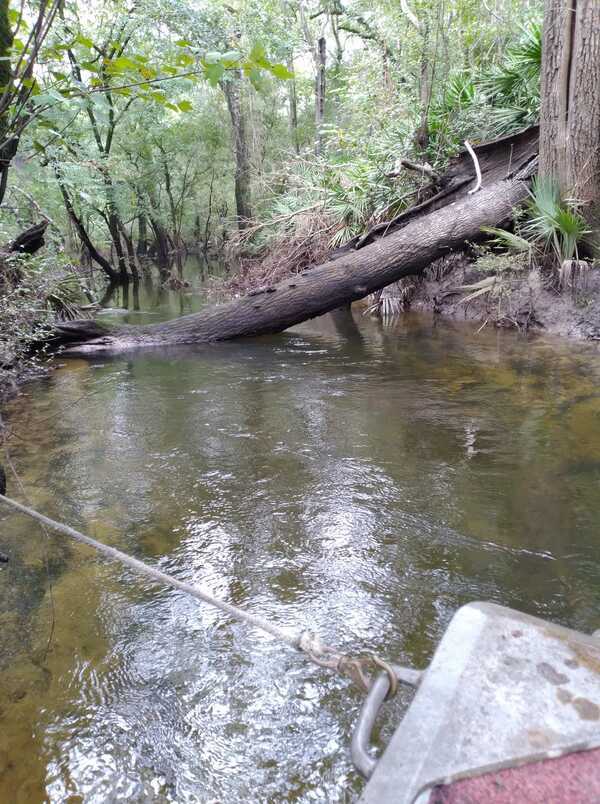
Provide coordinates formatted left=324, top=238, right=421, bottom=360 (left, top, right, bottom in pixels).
left=2, top=296, right=600, bottom=802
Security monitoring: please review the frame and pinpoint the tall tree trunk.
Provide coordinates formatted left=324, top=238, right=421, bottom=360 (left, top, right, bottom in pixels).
left=298, top=1, right=327, bottom=156
left=0, top=0, right=14, bottom=207
left=223, top=75, right=252, bottom=230
left=203, top=168, right=215, bottom=258
left=157, top=143, right=181, bottom=247
left=147, top=188, right=171, bottom=268
left=315, top=37, right=327, bottom=156
left=118, top=220, right=139, bottom=280
left=106, top=213, right=129, bottom=282
left=540, top=0, right=600, bottom=242
left=163, top=158, right=179, bottom=247
left=137, top=212, right=148, bottom=256
left=288, top=56, right=300, bottom=155
left=414, top=21, right=431, bottom=153
left=149, top=216, right=170, bottom=270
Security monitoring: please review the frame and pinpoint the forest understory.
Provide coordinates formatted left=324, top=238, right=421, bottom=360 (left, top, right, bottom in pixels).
left=2, top=0, right=600, bottom=387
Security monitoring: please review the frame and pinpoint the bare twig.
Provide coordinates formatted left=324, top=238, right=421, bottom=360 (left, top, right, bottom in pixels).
left=387, top=159, right=440, bottom=181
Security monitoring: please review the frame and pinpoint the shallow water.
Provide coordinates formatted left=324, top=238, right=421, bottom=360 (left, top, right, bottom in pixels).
left=2, top=290, right=600, bottom=802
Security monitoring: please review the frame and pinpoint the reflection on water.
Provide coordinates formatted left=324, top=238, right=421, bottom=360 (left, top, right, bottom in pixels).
left=2, top=296, right=600, bottom=801
left=98, top=255, right=224, bottom=326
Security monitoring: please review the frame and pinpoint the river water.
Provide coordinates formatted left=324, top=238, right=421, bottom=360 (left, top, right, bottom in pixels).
left=2, top=273, right=600, bottom=802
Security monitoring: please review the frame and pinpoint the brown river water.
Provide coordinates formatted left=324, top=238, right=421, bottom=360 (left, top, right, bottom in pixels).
left=2, top=271, right=600, bottom=802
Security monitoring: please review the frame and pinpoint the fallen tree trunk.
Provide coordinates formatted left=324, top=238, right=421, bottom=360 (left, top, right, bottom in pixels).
left=0, top=221, right=48, bottom=282
left=56, top=129, right=539, bottom=352
left=7, top=221, right=48, bottom=255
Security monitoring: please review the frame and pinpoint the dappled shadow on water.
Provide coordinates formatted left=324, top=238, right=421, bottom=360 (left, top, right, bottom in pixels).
left=2, top=307, right=600, bottom=801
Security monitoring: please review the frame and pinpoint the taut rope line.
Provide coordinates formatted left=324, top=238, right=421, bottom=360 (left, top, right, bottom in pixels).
left=0, top=493, right=408, bottom=696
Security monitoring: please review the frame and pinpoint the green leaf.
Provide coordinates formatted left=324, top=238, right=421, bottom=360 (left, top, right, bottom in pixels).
left=105, top=56, right=138, bottom=74
left=204, top=51, right=222, bottom=65
left=249, top=43, right=266, bottom=62
left=177, top=100, right=193, bottom=112
left=175, top=39, right=192, bottom=48
left=47, top=88, right=67, bottom=102
left=221, top=50, right=241, bottom=63
left=269, top=63, right=293, bottom=80
left=75, top=34, right=94, bottom=49
left=37, top=119, right=58, bottom=130
left=248, top=67, right=262, bottom=89
left=204, top=61, right=224, bottom=86
left=176, top=53, right=194, bottom=67
left=139, top=65, right=157, bottom=79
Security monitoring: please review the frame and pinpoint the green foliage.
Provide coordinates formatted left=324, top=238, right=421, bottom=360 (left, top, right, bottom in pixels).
left=323, top=159, right=407, bottom=247
left=479, top=22, right=542, bottom=134
left=429, top=19, right=542, bottom=149
left=482, top=179, right=590, bottom=272
left=524, top=178, right=590, bottom=263
left=0, top=0, right=554, bottom=332
left=481, top=227, right=533, bottom=256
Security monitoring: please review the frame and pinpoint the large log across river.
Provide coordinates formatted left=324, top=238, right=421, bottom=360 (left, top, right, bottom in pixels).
left=56, top=127, right=539, bottom=352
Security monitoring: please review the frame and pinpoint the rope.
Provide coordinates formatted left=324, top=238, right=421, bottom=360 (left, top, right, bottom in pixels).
left=0, top=493, right=406, bottom=696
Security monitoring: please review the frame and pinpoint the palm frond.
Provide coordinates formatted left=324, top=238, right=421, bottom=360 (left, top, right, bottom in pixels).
left=481, top=227, right=532, bottom=254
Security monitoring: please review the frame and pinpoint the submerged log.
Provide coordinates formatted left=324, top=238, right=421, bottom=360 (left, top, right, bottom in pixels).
left=55, top=128, right=539, bottom=352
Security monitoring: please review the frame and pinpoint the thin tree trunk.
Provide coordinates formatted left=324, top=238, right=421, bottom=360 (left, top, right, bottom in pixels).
left=0, top=0, right=12, bottom=208
left=539, top=0, right=600, bottom=240
left=147, top=187, right=171, bottom=268
left=203, top=168, right=215, bottom=258
left=415, top=21, right=431, bottom=153
left=298, top=0, right=327, bottom=156
left=159, top=146, right=180, bottom=248
left=137, top=212, right=148, bottom=256
left=315, top=37, right=326, bottom=156
left=288, top=56, right=300, bottom=155
left=118, top=220, right=139, bottom=280
left=107, top=213, right=129, bottom=281
left=223, top=74, right=252, bottom=229
left=54, top=165, right=118, bottom=281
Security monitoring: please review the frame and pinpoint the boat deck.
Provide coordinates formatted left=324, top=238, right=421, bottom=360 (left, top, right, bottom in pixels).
left=358, top=602, right=600, bottom=803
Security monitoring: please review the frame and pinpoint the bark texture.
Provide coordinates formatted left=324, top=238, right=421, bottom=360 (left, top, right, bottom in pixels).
left=8, top=221, right=48, bottom=255
left=223, top=75, right=252, bottom=229
left=55, top=165, right=118, bottom=281
left=0, top=0, right=13, bottom=207
left=54, top=128, right=538, bottom=353
left=315, top=36, right=326, bottom=155
left=540, top=0, right=600, bottom=234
